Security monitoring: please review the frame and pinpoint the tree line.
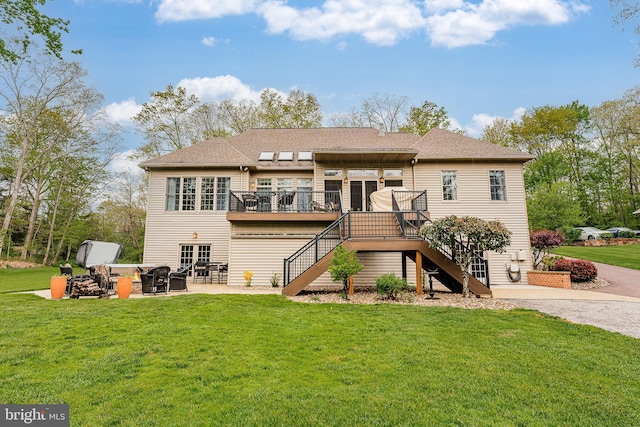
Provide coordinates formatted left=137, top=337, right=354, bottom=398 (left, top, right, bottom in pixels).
left=482, top=94, right=640, bottom=232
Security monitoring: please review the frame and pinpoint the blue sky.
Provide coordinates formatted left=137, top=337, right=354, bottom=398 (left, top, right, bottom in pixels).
left=42, top=0, right=640, bottom=156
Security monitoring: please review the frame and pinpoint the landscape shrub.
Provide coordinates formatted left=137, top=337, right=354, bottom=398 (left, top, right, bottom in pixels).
left=551, top=258, right=597, bottom=282
left=541, top=255, right=563, bottom=271
left=530, top=229, right=565, bottom=269
left=375, top=273, right=409, bottom=300
left=560, top=226, right=581, bottom=244
left=618, top=230, right=636, bottom=239
left=601, top=232, right=614, bottom=245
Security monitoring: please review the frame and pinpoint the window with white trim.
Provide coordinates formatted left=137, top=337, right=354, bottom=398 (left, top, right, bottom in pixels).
left=489, top=170, right=506, bottom=201
left=216, top=177, right=230, bottom=210
left=201, top=178, right=216, bottom=210
left=442, top=171, right=457, bottom=201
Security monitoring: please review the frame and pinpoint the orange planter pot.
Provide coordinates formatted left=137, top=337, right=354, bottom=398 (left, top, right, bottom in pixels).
left=50, top=276, right=67, bottom=299
left=117, top=277, right=133, bottom=299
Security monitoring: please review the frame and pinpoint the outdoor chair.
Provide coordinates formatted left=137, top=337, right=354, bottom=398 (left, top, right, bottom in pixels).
left=59, top=264, right=73, bottom=276
left=312, top=201, right=334, bottom=212
left=257, top=192, right=272, bottom=212
left=278, top=192, right=296, bottom=211
left=242, top=193, right=258, bottom=211
left=141, top=266, right=170, bottom=295
left=169, top=265, right=190, bottom=291
left=193, top=261, right=208, bottom=284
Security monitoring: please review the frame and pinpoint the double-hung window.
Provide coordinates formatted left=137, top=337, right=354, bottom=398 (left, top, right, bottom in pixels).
left=216, top=177, right=230, bottom=210
left=489, top=170, right=506, bottom=201
left=442, top=171, right=457, bottom=201
left=201, top=178, right=216, bottom=211
left=166, top=177, right=195, bottom=211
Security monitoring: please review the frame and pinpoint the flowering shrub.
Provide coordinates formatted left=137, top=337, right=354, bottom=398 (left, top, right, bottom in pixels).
left=551, top=259, right=597, bottom=282
left=530, top=229, right=565, bottom=270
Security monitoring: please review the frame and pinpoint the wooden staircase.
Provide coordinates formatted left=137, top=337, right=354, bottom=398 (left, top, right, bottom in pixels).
left=282, top=230, right=492, bottom=297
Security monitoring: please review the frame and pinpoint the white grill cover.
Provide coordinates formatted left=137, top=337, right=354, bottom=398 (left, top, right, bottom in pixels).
left=370, top=187, right=411, bottom=211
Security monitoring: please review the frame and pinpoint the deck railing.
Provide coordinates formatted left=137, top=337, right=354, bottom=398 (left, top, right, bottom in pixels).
left=229, top=190, right=342, bottom=213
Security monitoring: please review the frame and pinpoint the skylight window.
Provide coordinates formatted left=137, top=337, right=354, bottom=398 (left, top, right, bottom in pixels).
left=259, top=151, right=274, bottom=161
left=278, top=151, right=294, bottom=161
left=298, top=151, right=313, bottom=161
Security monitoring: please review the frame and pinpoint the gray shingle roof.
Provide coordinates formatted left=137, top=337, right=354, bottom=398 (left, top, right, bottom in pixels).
left=139, top=127, right=533, bottom=170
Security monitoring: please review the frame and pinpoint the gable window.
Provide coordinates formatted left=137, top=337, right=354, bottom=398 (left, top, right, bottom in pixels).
left=490, top=170, right=506, bottom=201
left=442, top=171, right=457, bottom=201
left=201, top=178, right=216, bottom=210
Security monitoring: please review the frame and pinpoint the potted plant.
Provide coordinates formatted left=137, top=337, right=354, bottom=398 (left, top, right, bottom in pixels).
left=117, top=275, right=133, bottom=299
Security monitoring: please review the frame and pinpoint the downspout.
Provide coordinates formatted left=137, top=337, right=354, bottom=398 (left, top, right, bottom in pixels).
left=410, top=158, right=418, bottom=190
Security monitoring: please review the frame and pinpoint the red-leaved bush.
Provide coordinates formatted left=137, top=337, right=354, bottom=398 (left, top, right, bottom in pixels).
left=530, top=229, right=565, bottom=269
left=551, top=258, right=598, bottom=282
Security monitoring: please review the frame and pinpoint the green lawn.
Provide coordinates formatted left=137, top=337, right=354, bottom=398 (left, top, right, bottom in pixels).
left=0, top=270, right=639, bottom=426
left=554, top=244, right=640, bottom=270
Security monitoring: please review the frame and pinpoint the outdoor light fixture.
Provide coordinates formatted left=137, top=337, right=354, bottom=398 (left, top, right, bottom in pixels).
left=192, top=232, right=198, bottom=239
left=250, top=181, right=256, bottom=189
left=343, top=176, right=349, bottom=184
left=379, top=176, right=385, bottom=184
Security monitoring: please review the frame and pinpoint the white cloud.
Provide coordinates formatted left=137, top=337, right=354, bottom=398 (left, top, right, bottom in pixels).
left=426, top=0, right=589, bottom=48
left=463, top=107, right=525, bottom=137
left=176, top=75, right=266, bottom=103
left=153, top=0, right=588, bottom=48
left=424, top=0, right=465, bottom=14
left=155, top=0, right=258, bottom=22
left=201, top=36, right=217, bottom=46
left=102, top=98, right=142, bottom=126
left=109, top=150, right=143, bottom=175
left=259, top=0, right=426, bottom=45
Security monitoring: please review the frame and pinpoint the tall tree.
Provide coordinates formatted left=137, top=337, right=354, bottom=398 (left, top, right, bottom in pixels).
left=610, top=0, right=640, bottom=67
left=399, top=99, right=453, bottom=135
left=360, top=93, right=408, bottom=132
left=481, top=117, right=515, bottom=148
left=0, top=0, right=81, bottom=62
left=132, top=84, right=200, bottom=159
left=0, top=45, right=108, bottom=258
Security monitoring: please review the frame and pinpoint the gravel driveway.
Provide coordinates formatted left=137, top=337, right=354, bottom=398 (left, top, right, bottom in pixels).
left=508, top=299, right=640, bottom=339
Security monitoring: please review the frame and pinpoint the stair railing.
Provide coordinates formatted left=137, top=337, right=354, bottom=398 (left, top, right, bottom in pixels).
left=283, top=213, right=347, bottom=287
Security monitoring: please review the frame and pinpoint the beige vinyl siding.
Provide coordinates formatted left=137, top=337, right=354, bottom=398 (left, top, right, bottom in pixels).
left=414, top=161, right=531, bottom=285
left=228, top=237, right=336, bottom=287
left=143, top=169, right=241, bottom=268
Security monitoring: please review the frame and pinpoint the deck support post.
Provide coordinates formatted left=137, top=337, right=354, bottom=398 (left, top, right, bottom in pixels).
left=348, top=276, right=354, bottom=296
left=401, top=252, right=407, bottom=280
left=415, top=251, right=423, bottom=295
